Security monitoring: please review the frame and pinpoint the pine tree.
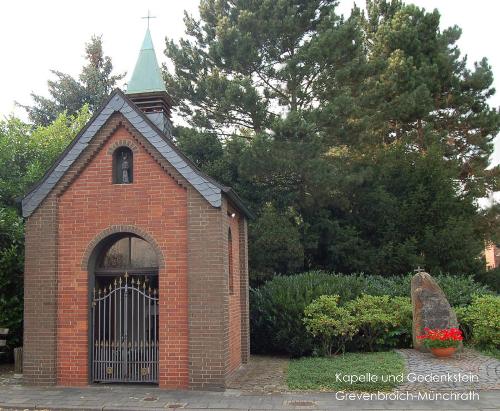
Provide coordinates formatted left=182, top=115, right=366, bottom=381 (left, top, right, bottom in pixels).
left=316, top=0, right=500, bottom=196
left=21, top=36, right=124, bottom=125
left=164, top=0, right=340, bottom=136
left=167, top=0, right=500, bottom=277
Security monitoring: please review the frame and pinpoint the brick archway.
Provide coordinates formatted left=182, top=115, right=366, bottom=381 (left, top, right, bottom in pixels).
left=81, top=225, right=165, bottom=271
left=83, top=225, right=164, bottom=385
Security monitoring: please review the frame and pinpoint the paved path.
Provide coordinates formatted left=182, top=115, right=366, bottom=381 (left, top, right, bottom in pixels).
left=0, top=365, right=21, bottom=387
left=227, top=356, right=288, bottom=393
left=0, top=350, right=499, bottom=409
left=396, top=349, right=500, bottom=392
left=0, top=385, right=498, bottom=410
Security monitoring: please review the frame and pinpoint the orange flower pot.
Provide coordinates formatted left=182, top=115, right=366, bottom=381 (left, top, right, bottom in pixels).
left=430, top=347, right=456, bottom=358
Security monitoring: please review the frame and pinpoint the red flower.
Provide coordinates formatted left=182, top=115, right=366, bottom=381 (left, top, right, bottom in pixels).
left=417, top=328, right=463, bottom=346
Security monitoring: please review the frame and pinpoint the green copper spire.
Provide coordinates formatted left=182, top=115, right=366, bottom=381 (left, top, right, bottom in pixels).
left=126, top=28, right=166, bottom=94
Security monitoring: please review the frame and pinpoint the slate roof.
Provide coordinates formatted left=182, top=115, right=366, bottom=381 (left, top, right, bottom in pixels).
left=21, top=89, right=252, bottom=219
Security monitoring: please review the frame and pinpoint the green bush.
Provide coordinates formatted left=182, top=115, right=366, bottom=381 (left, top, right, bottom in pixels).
left=347, top=295, right=393, bottom=352
left=0, top=209, right=24, bottom=359
left=475, top=268, right=500, bottom=293
left=433, top=275, right=493, bottom=307
left=344, top=295, right=412, bottom=351
left=303, top=294, right=412, bottom=355
left=386, top=296, right=413, bottom=348
left=361, top=273, right=492, bottom=306
left=250, top=272, right=367, bottom=356
left=454, top=306, right=472, bottom=342
left=359, top=275, right=411, bottom=298
left=250, top=271, right=492, bottom=356
left=460, top=295, right=500, bottom=349
left=303, top=295, right=357, bottom=355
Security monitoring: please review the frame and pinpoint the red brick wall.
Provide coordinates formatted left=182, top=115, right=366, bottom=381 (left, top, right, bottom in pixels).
left=24, top=111, right=248, bottom=389
left=227, top=209, right=242, bottom=373
left=23, top=196, right=58, bottom=386
left=187, top=191, right=227, bottom=389
left=57, top=125, right=189, bottom=388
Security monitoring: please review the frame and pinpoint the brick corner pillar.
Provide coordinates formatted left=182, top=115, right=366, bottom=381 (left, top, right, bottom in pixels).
left=23, top=196, right=58, bottom=386
left=187, top=190, right=228, bottom=389
left=238, top=217, right=250, bottom=364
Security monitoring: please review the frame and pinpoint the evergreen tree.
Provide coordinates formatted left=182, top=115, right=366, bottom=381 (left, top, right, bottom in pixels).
left=174, top=126, right=223, bottom=170
left=318, top=144, right=486, bottom=275
left=164, top=0, right=339, bottom=136
left=0, top=108, right=91, bottom=352
left=167, top=0, right=499, bottom=277
left=21, top=36, right=124, bottom=126
left=249, top=204, right=304, bottom=284
left=316, top=1, right=500, bottom=195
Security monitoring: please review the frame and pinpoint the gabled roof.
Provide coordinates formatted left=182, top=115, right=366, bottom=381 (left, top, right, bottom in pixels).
left=22, top=89, right=252, bottom=218
left=126, top=29, right=166, bottom=94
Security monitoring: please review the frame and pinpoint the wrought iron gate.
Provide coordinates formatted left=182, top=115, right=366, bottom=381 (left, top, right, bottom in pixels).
left=91, top=273, right=158, bottom=383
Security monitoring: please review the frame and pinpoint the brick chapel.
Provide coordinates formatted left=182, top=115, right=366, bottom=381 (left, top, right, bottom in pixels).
left=21, top=28, right=251, bottom=389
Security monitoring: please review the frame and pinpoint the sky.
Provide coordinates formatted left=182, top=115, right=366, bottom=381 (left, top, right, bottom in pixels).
left=0, top=0, right=499, bottom=164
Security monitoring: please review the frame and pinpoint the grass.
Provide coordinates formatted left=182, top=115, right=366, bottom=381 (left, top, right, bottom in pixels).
left=287, top=351, right=405, bottom=392
left=475, top=347, right=500, bottom=360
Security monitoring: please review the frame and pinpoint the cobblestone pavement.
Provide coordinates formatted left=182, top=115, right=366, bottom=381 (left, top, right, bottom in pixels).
left=226, top=356, right=289, bottom=393
left=396, top=348, right=500, bottom=392
left=0, top=385, right=498, bottom=410
left=0, top=365, right=22, bottom=387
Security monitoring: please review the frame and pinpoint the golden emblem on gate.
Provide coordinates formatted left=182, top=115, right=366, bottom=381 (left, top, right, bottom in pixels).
left=141, top=367, right=150, bottom=376
left=106, top=367, right=113, bottom=375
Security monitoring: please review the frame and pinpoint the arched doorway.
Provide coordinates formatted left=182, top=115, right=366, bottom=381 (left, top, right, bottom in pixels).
left=90, top=233, right=159, bottom=384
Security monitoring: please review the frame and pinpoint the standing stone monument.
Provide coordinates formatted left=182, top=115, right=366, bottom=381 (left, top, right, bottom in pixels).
left=411, top=270, right=461, bottom=352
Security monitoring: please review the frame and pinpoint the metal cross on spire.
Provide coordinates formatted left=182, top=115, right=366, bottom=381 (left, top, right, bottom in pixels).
left=414, top=266, right=425, bottom=273
left=142, top=10, right=156, bottom=29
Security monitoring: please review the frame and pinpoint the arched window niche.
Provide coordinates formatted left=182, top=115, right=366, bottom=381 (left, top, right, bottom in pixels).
left=97, top=234, right=158, bottom=272
left=113, top=146, right=133, bottom=184
left=94, top=233, right=159, bottom=290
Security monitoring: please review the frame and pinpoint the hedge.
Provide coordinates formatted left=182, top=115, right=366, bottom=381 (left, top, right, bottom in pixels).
left=250, top=271, right=493, bottom=356
left=457, top=294, right=500, bottom=350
